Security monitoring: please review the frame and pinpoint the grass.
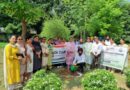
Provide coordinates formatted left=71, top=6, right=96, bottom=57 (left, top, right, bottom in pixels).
left=0, top=48, right=130, bottom=90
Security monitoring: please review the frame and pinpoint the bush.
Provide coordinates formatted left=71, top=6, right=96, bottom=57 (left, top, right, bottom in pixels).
left=23, top=70, right=62, bottom=90
left=40, top=18, right=70, bottom=40
left=125, top=69, right=130, bottom=88
left=81, top=69, right=118, bottom=90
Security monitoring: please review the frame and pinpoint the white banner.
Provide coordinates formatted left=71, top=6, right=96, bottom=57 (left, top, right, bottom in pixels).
left=52, top=45, right=66, bottom=64
left=101, top=46, right=128, bottom=70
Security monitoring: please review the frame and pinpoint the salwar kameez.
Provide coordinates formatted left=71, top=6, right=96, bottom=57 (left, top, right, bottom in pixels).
left=32, top=41, right=42, bottom=73
left=65, top=42, right=75, bottom=70
left=4, top=44, right=20, bottom=89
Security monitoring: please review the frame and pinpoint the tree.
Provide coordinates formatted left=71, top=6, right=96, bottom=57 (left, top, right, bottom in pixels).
left=120, top=1, right=130, bottom=43
left=40, top=18, right=70, bottom=40
left=87, top=0, right=123, bottom=38
left=0, top=0, right=43, bottom=39
left=62, top=0, right=125, bottom=40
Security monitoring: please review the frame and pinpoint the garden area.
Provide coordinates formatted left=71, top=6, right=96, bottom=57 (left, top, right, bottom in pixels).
left=0, top=0, right=130, bottom=90
left=0, top=46, right=130, bottom=90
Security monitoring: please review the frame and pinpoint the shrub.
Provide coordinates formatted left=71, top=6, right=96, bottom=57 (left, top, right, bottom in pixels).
left=40, top=18, right=70, bottom=40
left=23, top=70, right=62, bottom=90
left=125, top=69, right=130, bottom=88
left=81, top=69, right=118, bottom=90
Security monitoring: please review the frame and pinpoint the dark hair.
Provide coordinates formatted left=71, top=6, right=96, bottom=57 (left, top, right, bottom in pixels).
left=17, top=35, right=22, bottom=38
left=78, top=47, right=83, bottom=52
left=33, top=35, right=39, bottom=39
left=8, top=35, right=16, bottom=42
left=26, top=35, right=32, bottom=41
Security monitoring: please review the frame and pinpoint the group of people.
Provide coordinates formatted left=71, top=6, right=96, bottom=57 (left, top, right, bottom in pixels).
left=4, top=35, right=53, bottom=90
left=3, top=35, right=129, bottom=90
left=66, top=36, right=129, bottom=73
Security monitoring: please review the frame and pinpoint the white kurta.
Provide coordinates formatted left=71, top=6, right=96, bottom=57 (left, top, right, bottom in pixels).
left=83, top=42, right=93, bottom=64
left=16, top=43, right=26, bottom=75
left=41, top=43, right=49, bottom=67
left=26, top=44, right=33, bottom=73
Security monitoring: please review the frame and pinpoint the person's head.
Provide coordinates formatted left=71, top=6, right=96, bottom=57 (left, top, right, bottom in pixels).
left=48, top=38, right=52, bottom=44
left=17, top=36, right=23, bottom=44
left=41, top=37, right=46, bottom=43
left=78, top=47, right=83, bottom=55
left=79, top=38, right=83, bottom=44
left=94, top=36, right=97, bottom=41
left=95, top=37, right=99, bottom=43
left=86, top=37, right=91, bottom=42
left=120, top=38, right=125, bottom=45
left=69, top=37, right=74, bottom=42
left=26, top=36, right=32, bottom=44
left=110, top=38, right=114, bottom=44
left=9, top=35, right=16, bottom=44
left=101, top=39, right=105, bottom=45
left=106, top=36, right=110, bottom=40
left=33, top=35, right=39, bottom=42
left=61, top=38, right=65, bottom=43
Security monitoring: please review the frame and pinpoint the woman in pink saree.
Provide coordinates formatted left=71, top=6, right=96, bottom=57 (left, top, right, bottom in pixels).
left=65, top=37, right=75, bottom=72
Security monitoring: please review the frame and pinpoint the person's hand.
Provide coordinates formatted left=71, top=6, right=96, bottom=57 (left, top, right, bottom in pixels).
left=18, top=56, right=22, bottom=60
left=73, top=64, right=77, bottom=66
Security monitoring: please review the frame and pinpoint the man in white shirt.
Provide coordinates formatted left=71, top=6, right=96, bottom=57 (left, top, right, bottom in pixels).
left=91, top=37, right=102, bottom=68
left=105, top=36, right=111, bottom=46
left=73, top=47, right=86, bottom=73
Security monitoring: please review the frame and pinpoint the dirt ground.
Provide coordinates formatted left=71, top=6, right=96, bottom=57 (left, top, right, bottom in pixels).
left=0, top=48, right=130, bottom=90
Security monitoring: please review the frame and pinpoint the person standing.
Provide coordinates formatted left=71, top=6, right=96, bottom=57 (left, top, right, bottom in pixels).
left=16, top=36, right=26, bottom=84
left=83, top=37, right=93, bottom=69
left=65, top=37, right=76, bottom=72
left=4, top=35, right=21, bottom=90
left=26, top=36, right=34, bottom=79
left=119, top=39, right=129, bottom=67
left=32, top=35, right=42, bottom=73
left=91, top=37, right=102, bottom=68
left=47, top=38, right=53, bottom=70
left=41, top=37, right=49, bottom=69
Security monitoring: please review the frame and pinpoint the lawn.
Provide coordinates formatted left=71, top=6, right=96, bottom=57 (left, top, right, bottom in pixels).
left=0, top=48, right=129, bottom=90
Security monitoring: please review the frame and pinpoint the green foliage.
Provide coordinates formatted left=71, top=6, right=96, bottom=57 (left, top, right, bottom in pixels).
left=23, top=70, right=62, bottom=90
left=121, top=2, right=130, bottom=43
left=124, top=69, right=130, bottom=87
left=81, top=69, right=118, bottom=90
left=0, top=0, right=43, bottom=39
left=0, top=0, right=43, bottom=25
left=86, top=0, right=124, bottom=38
left=40, top=18, right=70, bottom=40
left=4, top=23, right=21, bottom=33
left=62, top=0, right=125, bottom=40
left=0, top=42, right=7, bottom=48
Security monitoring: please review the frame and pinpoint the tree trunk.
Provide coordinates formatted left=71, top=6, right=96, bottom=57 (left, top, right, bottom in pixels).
left=21, top=19, right=27, bottom=41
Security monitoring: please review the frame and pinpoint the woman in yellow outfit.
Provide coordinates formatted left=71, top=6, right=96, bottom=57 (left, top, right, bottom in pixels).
left=4, top=35, right=21, bottom=90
